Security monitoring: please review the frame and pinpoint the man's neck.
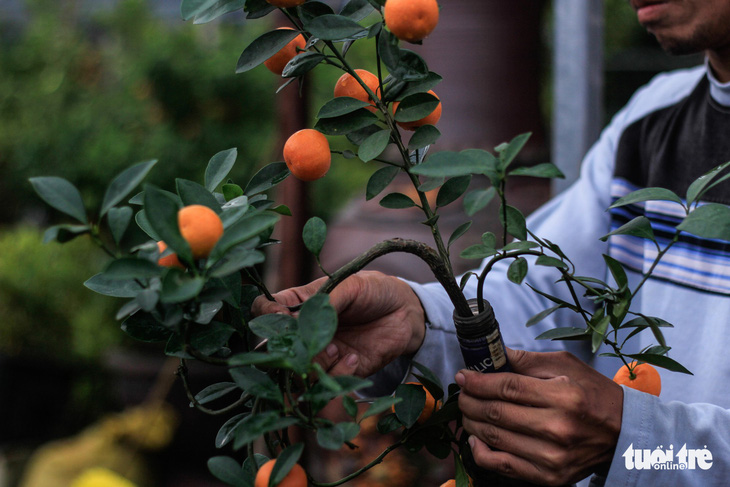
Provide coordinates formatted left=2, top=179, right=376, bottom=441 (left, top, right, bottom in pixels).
left=707, top=47, right=730, bottom=83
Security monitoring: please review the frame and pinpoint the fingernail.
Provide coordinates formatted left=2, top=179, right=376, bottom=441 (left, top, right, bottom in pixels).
left=326, top=343, right=338, bottom=358
left=455, top=372, right=465, bottom=386
left=468, top=435, right=476, bottom=449
left=345, top=353, right=359, bottom=367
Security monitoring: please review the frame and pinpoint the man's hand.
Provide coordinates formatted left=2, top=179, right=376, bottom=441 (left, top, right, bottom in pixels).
left=456, top=349, right=623, bottom=486
left=251, top=271, right=426, bottom=378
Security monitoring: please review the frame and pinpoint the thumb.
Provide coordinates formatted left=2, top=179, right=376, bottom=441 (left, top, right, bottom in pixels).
left=505, top=348, right=581, bottom=378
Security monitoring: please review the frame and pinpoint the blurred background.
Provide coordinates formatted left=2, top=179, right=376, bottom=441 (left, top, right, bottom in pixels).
left=0, top=0, right=702, bottom=486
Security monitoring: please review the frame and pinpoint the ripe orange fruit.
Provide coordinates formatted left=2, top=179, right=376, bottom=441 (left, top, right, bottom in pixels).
left=254, top=459, right=307, bottom=487
left=392, top=90, right=442, bottom=131
left=266, top=0, right=306, bottom=8
left=612, top=362, right=661, bottom=396
left=283, top=129, right=331, bottom=181
left=264, top=28, right=306, bottom=76
left=333, top=69, right=381, bottom=112
left=392, top=382, right=442, bottom=424
left=156, top=241, right=184, bottom=268
left=177, top=205, right=224, bottom=260
left=384, top=0, right=440, bottom=43
left=440, top=478, right=474, bottom=487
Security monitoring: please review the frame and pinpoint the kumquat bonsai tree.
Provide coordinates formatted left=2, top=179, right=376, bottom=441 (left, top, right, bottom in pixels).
left=30, top=0, right=730, bottom=486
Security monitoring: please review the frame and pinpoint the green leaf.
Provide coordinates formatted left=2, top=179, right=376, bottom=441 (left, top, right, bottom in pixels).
left=482, top=232, right=497, bottom=248
left=236, top=29, right=301, bottom=73
left=304, top=14, right=367, bottom=40
left=42, top=224, right=90, bottom=244
left=176, top=179, right=221, bottom=213
left=358, top=129, right=391, bottom=162
left=366, top=166, right=399, bottom=201
left=100, top=160, right=157, bottom=218
left=85, top=273, right=143, bottom=298
left=603, top=254, right=628, bottom=289
left=232, top=414, right=299, bottom=450
left=208, top=247, right=264, bottom=278
left=346, top=125, right=381, bottom=146
left=436, top=175, right=471, bottom=208
left=463, top=187, right=496, bottom=216
left=216, top=413, right=247, bottom=448
left=459, top=244, right=497, bottom=260
left=411, top=151, right=486, bottom=178
left=108, top=206, right=133, bottom=244
left=591, top=315, right=610, bottom=353
left=181, top=0, right=220, bottom=20
left=121, top=313, right=173, bottom=343
left=160, top=268, right=205, bottom=303
left=222, top=184, right=244, bottom=202
left=535, top=255, right=567, bottom=269
left=448, top=221, right=472, bottom=249
left=248, top=313, right=297, bottom=339
left=411, top=361, right=444, bottom=400
left=502, top=240, right=539, bottom=252
left=500, top=204, right=527, bottom=241
left=360, top=397, right=401, bottom=422
left=379, top=192, right=416, bottom=209
left=297, top=0, right=335, bottom=23
left=299, top=294, right=337, bottom=358
left=508, top=162, right=564, bottom=179
left=208, top=212, right=279, bottom=262
left=316, top=423, right=360, bottom=450
left=343, top=395, right=358, bottom=418
left=104, top=258, right=160, bottom=280
left=407, top=124, right=440, bottom=150
left=526, top=305, right=564, bottom=327
left=207, top=456, right=246, bottom=487
left=600, top=216, right=655, bottom=242
left=29, top=176, right=87, bottom=224
left=377, top=28, right=400, bottom=73
left=244, top=0, right=275, bottom=18
left=193, top=0, right=246, bottom=24
left=626, top=353, right=693, bottom=375
left=166, top=321, right=234, bottom=357
left=303, top=216, right=327, bottom=257
left=417, top=176, right=444, bottom=192
left=229, top=367, right=283, bottom=404
left=389, top=49, right=429, bottom=82
left=393, top=383, right=426, bottom=428
left=507, top=257, right=528, bottom=284
left=271, top=444, right=305, bottom=486
left=394, top=92, right=439, bottom=123
left=194, top=382, right=239, bottom=406
left=340, top=0, right=375, bottom=20
left=244, top=161, right=290, bottom=196
left=135, top=210, right=160, bottom=241
left=535, top=327, right=590, bottom=340
left=205, top=148, right=238, bottom=192
left=314, top=109, right=378, bottom=135
left=396, top=71, right=443, bottom=99
left=677, top=203, right=730, bottom=241
left=686, top=160, right=730, bottom=204
left=281, top=52, right=326, bottom=78
left=609, top=187, right=684, bottom=209
left=317, top=97, right=371, bottom=118
left=497, top=132, right=531, bottom=169
left=143, top=184, right=192, bottom=263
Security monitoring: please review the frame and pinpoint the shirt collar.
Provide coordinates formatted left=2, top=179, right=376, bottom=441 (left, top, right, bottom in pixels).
left=706, top=58, right=730, bottom=107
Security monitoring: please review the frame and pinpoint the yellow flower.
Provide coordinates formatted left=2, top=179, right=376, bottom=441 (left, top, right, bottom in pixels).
left=70, top=467, right=137, bottom=487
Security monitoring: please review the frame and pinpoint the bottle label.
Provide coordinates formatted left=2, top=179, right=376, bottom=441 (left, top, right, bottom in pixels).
left=458, top=330, right=509, bottom=373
